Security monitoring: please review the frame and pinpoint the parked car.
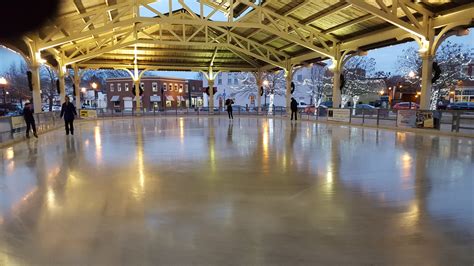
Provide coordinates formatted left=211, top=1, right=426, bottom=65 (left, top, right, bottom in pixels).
left=354, top=104, right=376, bottom=115
left=393, top=102, right=419, bottom=110
left=303, top=104, right=329, bottom=115
left=447, top=102, right=474, bottom=110
left=199, top=107, right=219, bottom=112
left=436, top=100, right=450, bottom=110
left=320, top=101, right=333, bottom=108
left=232, top=105, right=246, bottom=112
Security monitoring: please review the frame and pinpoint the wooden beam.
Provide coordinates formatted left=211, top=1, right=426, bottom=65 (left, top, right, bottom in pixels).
left=300, top=1, right=351, bottom=25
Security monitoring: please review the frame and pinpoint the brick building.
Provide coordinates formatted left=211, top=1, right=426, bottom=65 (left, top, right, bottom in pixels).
left=106, top=77, right=203, bottom=111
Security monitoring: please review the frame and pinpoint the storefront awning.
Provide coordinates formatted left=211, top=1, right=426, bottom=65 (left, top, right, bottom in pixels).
left=123, top=97, right=132, bottom=101
left=150, top=95, right=161, bottom=102
left=178, top=96, right=186, bottom=101
left=110, top=95, right=120, bottom=102
left=166, top=95, right=174, bottom=101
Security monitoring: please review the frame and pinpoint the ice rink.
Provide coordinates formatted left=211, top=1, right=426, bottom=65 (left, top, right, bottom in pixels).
left=1, top=117, right=473, bottom=264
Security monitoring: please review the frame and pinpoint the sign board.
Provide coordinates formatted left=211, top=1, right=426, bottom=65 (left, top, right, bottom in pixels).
left=328, top=108, right=350, bottom=123
left=416, top=111, right=434, bottom=128
left=11, top=116, right=26, bottom=129
left=397, top=110, right=416, bottom=128
left=79, top=109, right=97, bottom=119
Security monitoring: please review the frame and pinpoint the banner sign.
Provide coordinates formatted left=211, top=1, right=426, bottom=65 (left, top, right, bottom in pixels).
left=397, top=110, right=416, bottom=128
left=328, top=108, right=350, bottom=123
left=79, top=109, right=97, bottom=119
left=416, top=111, right=434, bottom=128
left=11, top=116, right=26, bottom=129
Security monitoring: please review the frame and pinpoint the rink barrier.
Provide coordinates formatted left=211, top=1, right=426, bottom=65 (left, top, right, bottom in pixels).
left=93, top=107, right=473, bottom=136
left=0, top=112, right=64, bottom=146
left=1, top=108, right=473, bottom=146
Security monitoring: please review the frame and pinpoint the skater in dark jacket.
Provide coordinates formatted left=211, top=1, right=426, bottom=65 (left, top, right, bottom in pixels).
left=60, top=96, right=77, bottom=135
left=226, top=98, right=234, bottom=119
left=23, top=102, right=38, bottom=138
left=290, top=97, right=298, bottom=121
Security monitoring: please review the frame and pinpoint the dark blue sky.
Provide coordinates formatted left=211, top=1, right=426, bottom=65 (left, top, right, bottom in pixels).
left=1, top=32, right=472, bottom=79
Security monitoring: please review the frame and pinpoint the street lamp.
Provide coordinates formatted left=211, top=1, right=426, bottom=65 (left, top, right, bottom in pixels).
left=81, top=87, right=87, bottom=107
left=0, top=77, right=8, bottom=104
left=263, top=80, right=269, bottom=108
left=91, top=82, right=98, bottom=90
left=408, top=71, right=416, bottom=78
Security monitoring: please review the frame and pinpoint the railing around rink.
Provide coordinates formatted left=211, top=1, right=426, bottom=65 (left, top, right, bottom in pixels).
left=93, top=106, right=473, bottom=134
left=0, top=112, right=62, bottom=144
left=297, top=107, right=474, bottom=134
left=2, top=107, right=466, bottom=144
left=95, top=105, right=288, bottom=118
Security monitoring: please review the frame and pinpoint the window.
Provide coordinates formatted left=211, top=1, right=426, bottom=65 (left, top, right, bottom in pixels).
left=175, top=84, right=178, bottom=91
left=185, top=84, right=188, bottom=93
left=234, top=78, right=238, bottom=85
left=125, top=83, right=129, bottom=91
left=117, top=83, right=122, bottom=92
left=110, top=84, right=114, bottom=92
left=164, top=83, right=167, bottom=91
left=297, top=74, right=303, bottom=82
left=141, top=82, right=145, bottom=90
left=192, top=86, right=195, bottom=91
left=218, top=77, right=222, bottom=85
left=227, top=78, right=232, bottom=84
left=179, top=84, right=183, bottom=93
left=152, top=82, right=158, bottom=92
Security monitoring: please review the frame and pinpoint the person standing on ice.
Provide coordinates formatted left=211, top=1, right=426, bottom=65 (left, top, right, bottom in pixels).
left=60, top=96, right=77, bottom=135
left=226, top=98, right=234, bottom=120
left=23, top=102, right=38, bottom=138
left=290, top=97, right=298, bottom=121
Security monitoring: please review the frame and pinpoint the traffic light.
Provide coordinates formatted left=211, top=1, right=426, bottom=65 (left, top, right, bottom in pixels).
left=205, top=87, right=217, bottom=95
left=27, top=71, right=33, bottom=91
left=132, top=84, right=144, bottom=96
left=432, top=62, right=441, bottom=83
left=340, top=74, right=345, bottom=91
left=56, top=78, right=60, bottom=94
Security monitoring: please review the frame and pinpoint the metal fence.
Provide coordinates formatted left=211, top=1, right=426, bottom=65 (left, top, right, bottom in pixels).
left=1, top=107, right=473, bottom=145
left=94, top=106, right=288, bottom=118
left=297, top=108, right=474, bottom=134
left=0, top=112, right=62, bottom=144
left=94, top=107, right=473, bottom=134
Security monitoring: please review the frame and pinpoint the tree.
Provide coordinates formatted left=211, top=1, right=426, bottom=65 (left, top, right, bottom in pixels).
left=341, top=56, right=384, bottom=107
left=231, top=72, right=257, bottom=98
left=3, top=61, right=31, bottom=105
left=294, top=64, right=332, bottom=109
left=263, top=70, right=286, bottom=96
left=397, top=41, right=470, bottom=109
left=40, top=65, right=58, bottom=111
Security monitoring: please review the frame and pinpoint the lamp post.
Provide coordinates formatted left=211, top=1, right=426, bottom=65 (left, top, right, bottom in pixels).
left=81, top=87, right=87, bottom=107
left=263, top=80, right=269, bottom=109
left=0, top=77, right=8, bottom=105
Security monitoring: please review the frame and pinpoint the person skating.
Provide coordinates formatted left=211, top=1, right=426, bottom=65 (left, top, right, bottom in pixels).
left=23, top=102, right=38, bottom=138
left=290, top=97, right=298, bottom=121
left=60, top=96, right=77, bottom=135
left=226, top=98, right=234, bottom=120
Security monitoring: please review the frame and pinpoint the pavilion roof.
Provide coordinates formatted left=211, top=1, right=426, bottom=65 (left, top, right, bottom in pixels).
left=6, top=0, right=473, bottom=72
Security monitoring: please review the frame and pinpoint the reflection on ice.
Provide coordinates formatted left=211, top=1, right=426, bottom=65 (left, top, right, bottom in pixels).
left=0, top=117, right=472, bottom=264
